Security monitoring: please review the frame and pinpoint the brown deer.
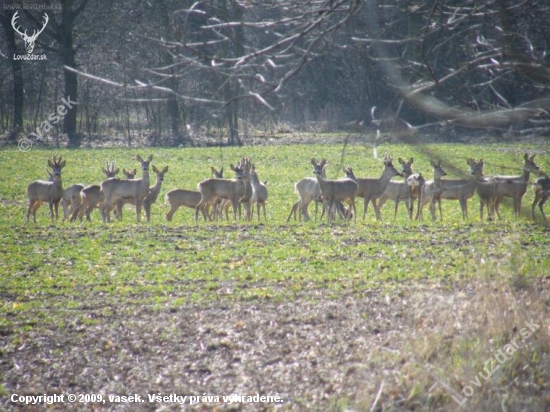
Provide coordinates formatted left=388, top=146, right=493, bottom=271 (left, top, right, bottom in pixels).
left=493, top=153, right=540, bottom=219
left=26, top=155, right=66, bottom=223
left=376, top=157, right=415, bottom=219
left=312, top=158, right=358, bottom=224
left=287, top=162, right=327, bottom=222
left=165, top=167, right=223, bottom=222
left=469, top=159, right=498, bottom=221
left=100, top=155, right=153, bottom=223
left=195, top=158, right=250, bottom=222
left=250, top=164, right=268, bottom=221
left=416, top=161, right=447, bottom=221
left=532, top=174, right=550, bottom=221
left=343, top=156, right=402, bottom=221
left=115, top=166, right=168, bottom=222
left=70, top=161, right=123, bottom=222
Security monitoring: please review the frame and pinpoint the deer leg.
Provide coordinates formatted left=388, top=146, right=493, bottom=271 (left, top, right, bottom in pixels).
left=540, top=194, right=548, bottom=221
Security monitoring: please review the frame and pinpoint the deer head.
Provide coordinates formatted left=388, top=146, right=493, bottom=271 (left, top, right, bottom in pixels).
left=12, top=11, right=49, bottom=54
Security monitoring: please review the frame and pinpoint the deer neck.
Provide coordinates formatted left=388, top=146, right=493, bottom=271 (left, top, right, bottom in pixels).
left=52, top=178, right=63, bottom=200
left=150, top=176, right=163, bottom=195
left=378, top=169, right=394, bottom=189
left=520, top=167, right=531, bottom=184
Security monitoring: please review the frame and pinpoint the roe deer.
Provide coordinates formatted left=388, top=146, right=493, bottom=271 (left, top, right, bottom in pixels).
left=250, top=164, right=268, bottom=221
left=343, top=156, right=402, bottom=221
left=376, top=157, right=415, bottom=219
left=406, top=173, right=426, bottom=220
left=61, top=184, right=85, bottom=222
left=532, top=174, right=550, bottom=221
left=469, top=159, right=498, bottom=221
left=416, top=161, right=447, bottom=221
left=493, top=153, right=540, bottom=219
left=100, top=155, right=153, bottom=223
left=26, top=155, right=66, bottom=223
left=195, top=158, right=250, bottom=222
left=312, top=158, right=358, bottom=224
left=165, top=167, right=223, bottom=222
left=115, top=166, right=168, bottom=222
left=70, top=162, right=124, bottom=222
left=221, top=158, right=253, bottom=221
left=417, top=159, right=483, bottom=220
left=286, top=162, right=327, bottom=222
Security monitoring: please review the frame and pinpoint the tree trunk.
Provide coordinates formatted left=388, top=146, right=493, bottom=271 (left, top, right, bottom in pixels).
left=1, top=6, right=24, bottom=141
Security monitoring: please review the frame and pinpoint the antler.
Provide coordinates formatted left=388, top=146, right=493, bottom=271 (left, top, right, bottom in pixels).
left=11, top=12, right=26, bottom=38
left=29, top=13, right=48, bottom=41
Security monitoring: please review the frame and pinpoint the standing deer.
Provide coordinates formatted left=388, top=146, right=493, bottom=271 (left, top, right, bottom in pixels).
left=532, top=174, right=550, bottom=221
left=312, top=158, right=358, bottom=224
left=376, top=157, right=415, bottom=219
left=416, top=159, right=484, bottom=220
left=250, top=164, right=268, bottom=221
left=222, top=158, right=253, bottom=221
left=70, top=161, right=122, bottom=222
left=493, top=153, right=540, bottom=219
left=26, top=155, right=66, bottom=223
left=469, top=159, right=498, bottom=221
left=61, top=183, right=85, bottom=222
left=406, top=173, right=426, bottom=220
left=100, top=155, right=153, bottom=223
left=343, top=156, right=402, bottom=221
left=195, top=159, right=250, bottom=222
left=416, top=161, right=447, bottom=221
left=287, top=162, right=327, bottom=222
left=115, top=166, right=168, bottom=222
left=165, top=167, right=223, bottom=222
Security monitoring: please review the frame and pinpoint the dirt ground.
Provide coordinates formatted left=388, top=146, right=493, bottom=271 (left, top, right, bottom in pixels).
left=2, top=278, right=549, bottom=411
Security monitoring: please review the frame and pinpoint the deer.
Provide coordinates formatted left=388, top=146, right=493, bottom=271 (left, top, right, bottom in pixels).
left=311, top=158, right=358, bottom=224
left=376, top=157, right=415, bottom=219
left=250, top=164, right=268, bottom=221
left=416, top=159, right=483, bottom=220
left=69, top=161, right=124, bottom=222
left=100, top=155, right=153, bottom=223
left=114, top=166, right=168, bottom=222
left=406, top=173, right=426, bottom=220
left=26, top=155, right=66, bottom=223
left=222, top=158, right=253, bottom=221
left=195, top=158, right=250, bottom=222
left=165, top=167, right=223, bottom=222
left=416, top=160, right=447, bottom=221
left=532, top=174, right=550, bottom=221
left=469, top=159, right=498, bottom=221
left=286, top=162, right=327, bottom=222
left=61, top=183, right=85, bottom=222
left=493, top=153, right=540, bottom=219
left=343, top=156, right=402, bottom=221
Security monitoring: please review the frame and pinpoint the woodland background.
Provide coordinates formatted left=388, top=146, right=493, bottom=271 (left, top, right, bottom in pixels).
left=1, top=0, right=550, bottom=147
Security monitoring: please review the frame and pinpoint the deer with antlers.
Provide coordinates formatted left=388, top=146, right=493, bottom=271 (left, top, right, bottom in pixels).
left=195, top=158, right=250, bottom=222
left=114, top=166, right=168, bottom=222
left=100, top=155, right=153, bottom=223
left=26, top=155, right=66, bottom=223
left=12, top=11, right=49, bottom=54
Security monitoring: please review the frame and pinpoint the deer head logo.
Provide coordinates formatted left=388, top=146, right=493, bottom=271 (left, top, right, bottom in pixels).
left=11, top=11, right=49, bottom=54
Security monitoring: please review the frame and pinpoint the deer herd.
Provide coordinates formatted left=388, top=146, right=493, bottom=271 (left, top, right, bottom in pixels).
left=25, top=152, right=550, bottom=225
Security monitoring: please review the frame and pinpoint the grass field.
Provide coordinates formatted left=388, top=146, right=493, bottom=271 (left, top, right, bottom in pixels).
left=1, top=141, right=549, bottom=411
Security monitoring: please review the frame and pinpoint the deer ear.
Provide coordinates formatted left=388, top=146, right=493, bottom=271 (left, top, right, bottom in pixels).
left=147, top=154, right=154, bottom=162
left=136, top=155, right=143, bottom=162
left=163, top=166, right=169, bottom=173
left=311, top=158, right=317, bottom=166
left=152, top=165, right=159, bottom=173
left=531, top=154, right=536, bottom=160
left=398, top=157, right=404, bottom=165
left=409, top=157, right=414, bottom=164
left=48, top=160, right=54, bottom=168
left=114, top=168, right=120, bottom=175
left=60, top=160, right=66, bottom=168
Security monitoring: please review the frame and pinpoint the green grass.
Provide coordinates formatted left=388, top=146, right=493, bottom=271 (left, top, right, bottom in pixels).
left=0, top=142, right=549, bottom=332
